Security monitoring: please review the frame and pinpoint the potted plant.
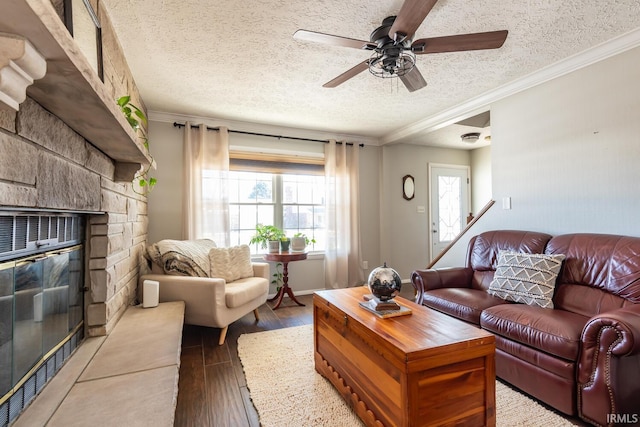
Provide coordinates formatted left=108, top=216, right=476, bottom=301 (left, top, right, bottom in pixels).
left=280, top=236, right=290, bottom=252
left=291, top=232, right=316, bottom=251
left=249, top=224, right=284, bottom=253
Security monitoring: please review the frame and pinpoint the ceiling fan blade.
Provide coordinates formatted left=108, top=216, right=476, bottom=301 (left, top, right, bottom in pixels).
left=399, top=66, right=427, bottom=92
left=293, top=29, right=369, bottom=49
left=389, top=0, right=438, bottom=40
left=323, top=60, right=370, bottom=88
left=413, top=30, right=508, bottom=54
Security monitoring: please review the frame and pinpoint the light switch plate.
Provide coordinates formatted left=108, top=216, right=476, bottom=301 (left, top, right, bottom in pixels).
left=502, top=197, right=511, bottom=210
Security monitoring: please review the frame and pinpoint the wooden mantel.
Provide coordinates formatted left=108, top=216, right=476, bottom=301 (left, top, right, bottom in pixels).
left=0, top=0, right=149, bottom=167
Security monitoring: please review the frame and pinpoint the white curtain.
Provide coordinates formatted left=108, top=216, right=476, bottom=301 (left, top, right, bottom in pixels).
left=182, top=122, right=230, bottom=246
left=324, top=140, right=363, bottom=288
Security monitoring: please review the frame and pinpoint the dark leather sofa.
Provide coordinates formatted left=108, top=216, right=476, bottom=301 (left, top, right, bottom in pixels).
left=411, top=230, right=640, bottom=426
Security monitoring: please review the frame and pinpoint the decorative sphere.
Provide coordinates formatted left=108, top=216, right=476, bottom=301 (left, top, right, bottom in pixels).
left=367, top=262, right=402, bottom=301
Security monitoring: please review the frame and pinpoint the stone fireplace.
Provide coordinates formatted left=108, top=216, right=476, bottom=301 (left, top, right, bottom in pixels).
left=0, top=1, right=149, bottom=424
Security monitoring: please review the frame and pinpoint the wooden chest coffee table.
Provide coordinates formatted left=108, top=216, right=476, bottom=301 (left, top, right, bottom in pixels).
left=313, top=287, right=496, bottom=426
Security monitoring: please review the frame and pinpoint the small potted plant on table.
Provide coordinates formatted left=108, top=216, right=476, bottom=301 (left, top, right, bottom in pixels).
left=291, top=232, right=316, bottom=252
left=250, top=224, right=285, bottom=253
left=280, top=236, right=291, bottom=252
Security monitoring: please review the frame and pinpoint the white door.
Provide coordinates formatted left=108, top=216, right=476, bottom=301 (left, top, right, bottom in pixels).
left=429, top=164, right=470, bottom=260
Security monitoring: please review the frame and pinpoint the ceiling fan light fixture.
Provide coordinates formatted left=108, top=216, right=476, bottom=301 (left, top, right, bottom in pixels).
left=461, top=132, right=481, bottom=143
left=368, top=50, right=416, bottom=79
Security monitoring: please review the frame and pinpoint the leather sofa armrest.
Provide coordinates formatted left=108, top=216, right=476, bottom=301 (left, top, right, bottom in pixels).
left=578, top=304, right=640, bottom=425
left=411, top=267, right=473, bottom=305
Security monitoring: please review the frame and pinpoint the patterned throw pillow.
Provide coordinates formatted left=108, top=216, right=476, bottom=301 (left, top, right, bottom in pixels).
left=147, top=239, right=217, bottom=277
left=488, top=250, right=566, bottom=308
left=209, top=245, right=254, bottom=283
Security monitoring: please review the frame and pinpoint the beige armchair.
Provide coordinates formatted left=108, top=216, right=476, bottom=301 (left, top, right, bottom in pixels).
left=139, top=240, right=269, bottom=345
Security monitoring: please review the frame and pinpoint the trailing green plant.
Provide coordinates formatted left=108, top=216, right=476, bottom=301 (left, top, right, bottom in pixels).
left=117, top=95, right=157, bottom=195
left=249, top=224, right=285, bottom=249
left=271, top=262, right=284, bottom=292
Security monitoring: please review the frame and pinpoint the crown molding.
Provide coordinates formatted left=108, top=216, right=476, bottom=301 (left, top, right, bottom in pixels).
left=148, top=110, right=381, bottom=146
left=381, top=26, right=640, bottom=145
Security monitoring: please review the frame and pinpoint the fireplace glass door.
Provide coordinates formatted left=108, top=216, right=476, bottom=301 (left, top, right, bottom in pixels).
left=0, top=265, right=13, bottom=397
left=13, top=258, right=44, bottom=387
left=0, top=246, right=83, bottom=398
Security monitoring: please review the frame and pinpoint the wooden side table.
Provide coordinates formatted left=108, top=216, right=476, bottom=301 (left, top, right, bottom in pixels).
left=263, top=252, right=307, bottom=309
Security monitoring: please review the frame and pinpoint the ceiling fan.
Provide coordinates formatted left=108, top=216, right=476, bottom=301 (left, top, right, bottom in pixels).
left=293, top=0, right=508, bottom=92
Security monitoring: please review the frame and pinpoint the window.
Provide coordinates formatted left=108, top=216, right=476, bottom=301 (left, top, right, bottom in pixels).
left=228, top=171, right=325, bottom=252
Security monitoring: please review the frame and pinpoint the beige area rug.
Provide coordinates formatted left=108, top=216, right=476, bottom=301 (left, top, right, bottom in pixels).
left=238, top=324, right=580, bottom=427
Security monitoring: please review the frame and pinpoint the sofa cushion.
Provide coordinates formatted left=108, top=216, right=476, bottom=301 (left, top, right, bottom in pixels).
left=423, top=288, right=510, bottom=324
left=488, top=251, right=565, bottom=308
left=494, top=336, right=575, bottom=380
left=209, top=245, right=254, bottom=283
left=225, top=277, right=269, bottom=308
left=546, top=233, right=640, bottom=304
left=481, top=304, right=588, bottom=361
left=147, top=239, right=216, bottom=277
left=468, top=230, right=552, bottom=271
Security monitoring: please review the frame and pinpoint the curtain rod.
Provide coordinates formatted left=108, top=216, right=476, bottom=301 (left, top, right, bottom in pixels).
left=172, top=122, right=364, bottom=147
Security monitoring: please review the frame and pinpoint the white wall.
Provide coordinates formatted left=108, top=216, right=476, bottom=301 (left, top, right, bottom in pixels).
left=147, top=121, right=183, bottom=241
left=379, top=143, right=471, bottom=280
left=434, top=45, right=640, bottom=267
left=470, top=146, right=492, bottom=214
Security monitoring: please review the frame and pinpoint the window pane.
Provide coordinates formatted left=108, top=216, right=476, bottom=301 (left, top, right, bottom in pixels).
left=229, top=205, right=239, bottom=230
left=296, top=205, right=311, bottom=228
left=438, top=176, right=462, bottom=241
left=228, top=175, right=239, bottom=203
left=231, top=171, right=273, bottom=203
left=313, top=206, right=325, bottom=229
left=228, top=170, right=325, bottom=252
left=283, top=205, right=299, bottom=229
left=282, top=178, right=297, bottom=203
left=239, top=205, right=258, bottom=229
left=230, top=230, right=240, bottom=247
left=238, top=230, right=255, bottom=247
left=313, top=180, right=325, bottom=204
left=257, top=205, right=274, bottom=226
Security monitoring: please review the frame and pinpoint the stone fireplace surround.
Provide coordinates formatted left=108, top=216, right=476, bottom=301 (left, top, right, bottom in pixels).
left=0, top=99, right=148, bottom=422
left=0, top=0, right=149, bottom=422
left=1, top=96, right=147, bottom=338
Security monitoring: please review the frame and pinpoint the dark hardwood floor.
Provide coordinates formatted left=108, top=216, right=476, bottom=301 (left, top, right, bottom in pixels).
left=174, top=287, right=583, bottom=426
left=174, top=294, right=315, bottom=427
left=174, top=285, right=418, bottom=426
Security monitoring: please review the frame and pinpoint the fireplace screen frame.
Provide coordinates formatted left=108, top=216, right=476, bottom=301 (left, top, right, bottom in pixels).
left=0, top=212, right=85, bottom=426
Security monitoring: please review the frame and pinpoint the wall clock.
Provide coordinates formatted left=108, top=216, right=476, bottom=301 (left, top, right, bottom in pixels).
left=402, top=175, right=415, bottom=200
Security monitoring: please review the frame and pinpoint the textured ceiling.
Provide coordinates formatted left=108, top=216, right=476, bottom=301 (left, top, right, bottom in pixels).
left=102, top=0, right=640, bottom=148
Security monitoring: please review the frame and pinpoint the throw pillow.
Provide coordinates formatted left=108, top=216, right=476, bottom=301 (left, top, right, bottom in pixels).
left=209, top=245, right=254, bottom=283
left=147, top=239, right=217, bottom=277
left=488, top=250, right=566, bottom=308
